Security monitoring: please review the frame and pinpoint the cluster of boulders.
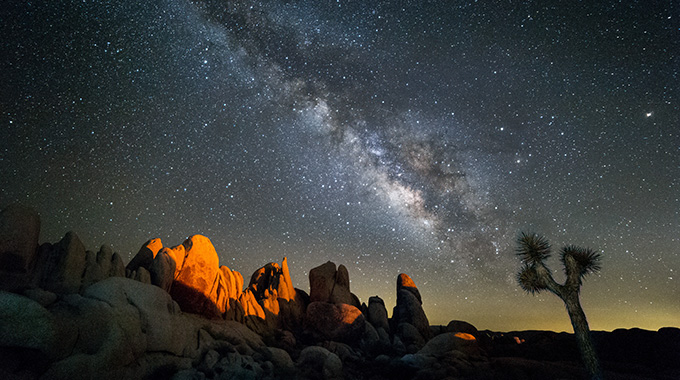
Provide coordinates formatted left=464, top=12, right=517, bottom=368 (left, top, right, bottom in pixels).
left=2, top=204, right=679, bottom=380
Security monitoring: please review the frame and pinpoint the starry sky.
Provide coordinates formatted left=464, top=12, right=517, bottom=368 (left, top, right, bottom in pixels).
left=1, top=1, right=678, bottom=332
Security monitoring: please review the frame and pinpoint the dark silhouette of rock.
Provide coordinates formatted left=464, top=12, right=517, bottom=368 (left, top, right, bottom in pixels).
left=296, top=346, right=343, bottom=380
left=447, top=320, right=479, bottom=337
left=309, top=261, right=358, bottom=307
left=0, top=204, right=40, bottom=291
left=109, top=251, right=126, bottom=278
left=150, top=247, right=177, bottom=292
left=133, top=266, right=152, bottom=284
left=396, top=322, right=426, bottom=353
left=367, top=296, right=390, bottom=332
left=96, top=245, right=114, bottom=277
left=80, top=250, right=103, bottom=291
left=309, top=261, right=337, bottom=303
left=418, top=331, right=480, bottom=358
left=304, top=301, right=366, bottom=343
left=392, top=273, right=430, bottom=346
left=39, top=231, right=87, bottom=294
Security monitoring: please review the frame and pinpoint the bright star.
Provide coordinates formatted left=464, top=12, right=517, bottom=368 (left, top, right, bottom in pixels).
left=645, top=112, right=653, bottom=117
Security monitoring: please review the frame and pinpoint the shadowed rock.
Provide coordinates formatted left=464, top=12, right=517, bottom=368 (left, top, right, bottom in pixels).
left=418, top=332, right=480, bottom=358
left=150, top=248, right=177, bottom=293
left=39, top=232, right=87, bottom=294
left=309, top=261, right=359, bottom=307
left=304, top=301, right=366, bottom=343
left=0, top=204, right=40, bottom=291
left=392, top=273, right=431, bottom=349
left=126, top=238, right=163, bottom=275
left=367, top=296, right=390, bottom=333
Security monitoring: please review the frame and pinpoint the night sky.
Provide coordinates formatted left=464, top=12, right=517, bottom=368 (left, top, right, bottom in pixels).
left=1, top=1, right=678, bottom=332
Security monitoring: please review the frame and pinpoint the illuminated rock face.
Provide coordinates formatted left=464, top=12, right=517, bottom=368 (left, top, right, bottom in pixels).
left=170, top=235, right=234, bottom=319
left=238, top=257, right=306, bottom=333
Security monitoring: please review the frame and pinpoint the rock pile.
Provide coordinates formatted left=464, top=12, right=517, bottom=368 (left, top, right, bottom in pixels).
left=1, top=204, right=678, bottom=380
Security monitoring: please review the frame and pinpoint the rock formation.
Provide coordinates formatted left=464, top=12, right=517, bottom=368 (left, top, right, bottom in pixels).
left=237, top=258, right=306, bottom=334
left=309, top=261, right=360, bottom=308
left=2, top=204, right=677, bottom=380
left=391, top=273, right=431, bottom=352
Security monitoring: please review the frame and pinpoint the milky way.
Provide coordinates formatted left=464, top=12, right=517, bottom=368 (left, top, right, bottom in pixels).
left=1, top=1, right=678, bottom=331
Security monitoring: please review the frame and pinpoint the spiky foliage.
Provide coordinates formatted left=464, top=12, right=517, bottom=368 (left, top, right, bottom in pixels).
left=513, top=232, right=603, bottom=380
left=515, top=232, right=551, bottom=265
left=561, top=245, right=602, bottom=278
left=517, top=263, right=548, bottom=294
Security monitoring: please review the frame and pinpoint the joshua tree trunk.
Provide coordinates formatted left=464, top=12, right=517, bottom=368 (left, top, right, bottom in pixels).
left=516, top=233, right=604, bottom=379
left=563, top=291, right=602, bottom=380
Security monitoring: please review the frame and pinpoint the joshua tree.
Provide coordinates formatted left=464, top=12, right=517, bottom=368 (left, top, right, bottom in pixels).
left=515, top=232, right=603, bottom=380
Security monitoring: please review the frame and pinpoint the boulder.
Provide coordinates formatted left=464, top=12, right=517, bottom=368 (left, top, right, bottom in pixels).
left=241, top=257, right=304, bottom=331
left=304, top=301, right=366, bottom=343
left=418, top=332, right=480, bottom=358
left=367, top=296, right=390, bottom=332
left=150, top=248, right=177, bottom=293
left=309, top=261, right=336, bottom=303
left=110, top=252, right=126, bottom=277
left=392, top=274, right=430, bottom=342
left=80, top=250, right=104, bottom=291
left=396, top=322, right=426, bottom=353
left=0, top=204, right=40, bottom=291
left=0, top=290, right=56, bottom=356
left=267, top=347, right=294, bottom=373
left=237, top=289, right=268, bottom=334
left=446, top=320, right=479, bottom=337
left=126, top=238, right=163, bottom=274
left=297, top=346, right=343, bottom=380
left=96, top=245, right=113, bottom=278
left=133, top=266, right=152, bottom=284
left=169, top=235, right=231, bottom=319
left=309, top=261, right=358, bottom=307
left=40, top=231, right=87, bottom=294
left=396, top=273, right=422, bottom=304
left=220, top=265, right=244, bottom=300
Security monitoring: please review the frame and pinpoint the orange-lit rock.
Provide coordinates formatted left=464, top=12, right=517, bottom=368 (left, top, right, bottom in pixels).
left=304, top=301, right=366, bottom=343
left=392, top=273, right=430, bottom=345
left=169, top=235, right=231, bottom=319
left=220, top=265, right=243, bottom=300
left=397, top=272, right=422, bottom=304
left=454, top=332, right=476, bottom=341
left=126, top=238, right=163, bottom=275
left=239, top=257, right=305, bottom=332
